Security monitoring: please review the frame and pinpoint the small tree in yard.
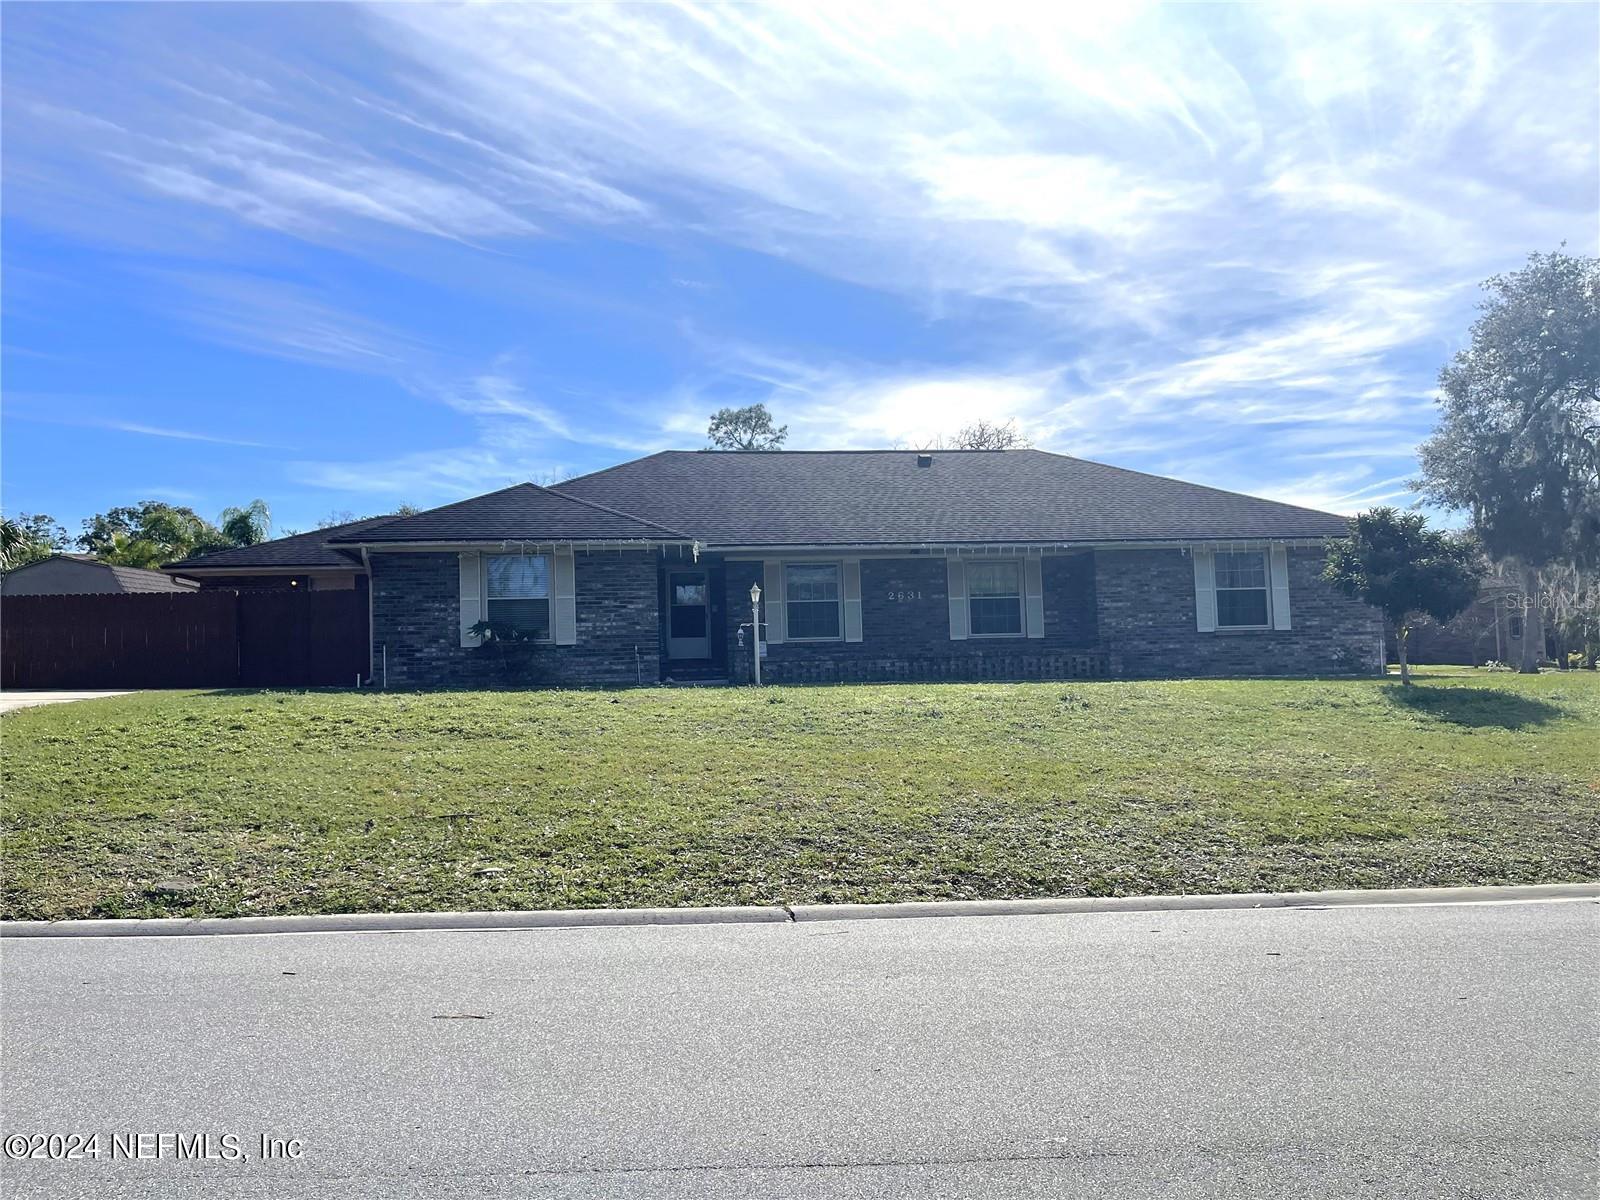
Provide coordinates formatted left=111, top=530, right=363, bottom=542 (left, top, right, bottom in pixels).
left=1323, top=508, right=1483, bottom=685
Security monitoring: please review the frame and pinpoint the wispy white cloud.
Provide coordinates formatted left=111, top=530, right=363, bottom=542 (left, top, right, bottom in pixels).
left=152, top=282, right=670, bottom=500
left=101, top=420, right=282, bottom=449
left=2, top=2, right=1595, bottom=518
left=290, top=439, right=572, bottom=501
left=7, top=406, right=286, bottom=449
left=643, top=348, right=1422, bottom=515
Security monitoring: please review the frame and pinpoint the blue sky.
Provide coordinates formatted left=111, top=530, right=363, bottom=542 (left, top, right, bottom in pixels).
left=3, top=2, right=1596, bottom=537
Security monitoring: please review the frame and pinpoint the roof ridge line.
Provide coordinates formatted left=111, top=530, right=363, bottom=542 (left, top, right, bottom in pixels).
left=554, top=449, right=676, bottom=488
left=324, top=481, right=539, bottom=541
left=1025, top=447, right=1349, bottom=520
left=541, top=484, right=693, bottom=538
left=652, top=448, right=1020, bottom=455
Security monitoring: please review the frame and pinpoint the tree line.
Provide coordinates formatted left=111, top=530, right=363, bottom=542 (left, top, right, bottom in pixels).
left=1326, top=249, right=1598, bottom=679
left=0, top=501, right=418, bottom=572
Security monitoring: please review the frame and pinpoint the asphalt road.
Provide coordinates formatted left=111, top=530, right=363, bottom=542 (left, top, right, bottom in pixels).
left=2, top=900, right=1595, bottom=1198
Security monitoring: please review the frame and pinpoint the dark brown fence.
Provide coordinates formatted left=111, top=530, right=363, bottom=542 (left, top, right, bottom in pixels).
left=1, top=589, right=367, bottom=690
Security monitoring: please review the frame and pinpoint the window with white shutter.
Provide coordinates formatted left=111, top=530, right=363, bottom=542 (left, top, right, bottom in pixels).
left=485, top=554, right=552, bottom=640
left=1213, top=551, right=1270, bottom=629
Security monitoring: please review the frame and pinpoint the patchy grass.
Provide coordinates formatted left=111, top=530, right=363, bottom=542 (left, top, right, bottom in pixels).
left=3, top=670, right=1597, bottom=920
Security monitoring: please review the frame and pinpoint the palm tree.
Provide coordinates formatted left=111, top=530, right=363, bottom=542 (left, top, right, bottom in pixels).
left=0, top=516, right=27, bottom=569
left=219, top=499, right=271, bottom=546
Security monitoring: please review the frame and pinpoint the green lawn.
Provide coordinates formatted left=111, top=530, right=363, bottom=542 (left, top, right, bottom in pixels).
left=4, top=670, right=1598, bottom=920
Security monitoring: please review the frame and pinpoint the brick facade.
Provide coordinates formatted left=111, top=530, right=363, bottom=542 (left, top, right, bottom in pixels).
left=1094, top=546, right=1383, bottom=677
left=372, top=544, right=1381, bottom=689
left=721, top=553, right=1109, bottom=685
left=370, top=550, right=660, bottom=689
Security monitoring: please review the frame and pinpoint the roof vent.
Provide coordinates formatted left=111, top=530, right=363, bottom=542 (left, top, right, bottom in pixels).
left=916, top=453, right=933, bottom=468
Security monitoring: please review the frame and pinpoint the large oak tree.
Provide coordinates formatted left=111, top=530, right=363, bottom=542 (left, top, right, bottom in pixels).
left=707, top=403, right=787, bottom=450
left=1416, top=250, right=1600, bottom=672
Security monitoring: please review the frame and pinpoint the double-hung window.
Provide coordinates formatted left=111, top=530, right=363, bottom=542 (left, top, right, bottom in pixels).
left=1214, top=550, right=1269, bottom=629
left=784, top=563, right=841, bottom=640
left=486, top=554, right=551, bottom=640
left=967, top=560, right=1024, bottom=637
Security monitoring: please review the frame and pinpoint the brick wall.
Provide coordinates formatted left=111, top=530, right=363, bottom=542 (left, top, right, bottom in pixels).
left=722, top=554, right=1107, bottom=684
left=1095, top=546, right=1383, bottom=677
left=370, top=550, right=661, bottom=688
left=372, top=544, right=1381, bottom=689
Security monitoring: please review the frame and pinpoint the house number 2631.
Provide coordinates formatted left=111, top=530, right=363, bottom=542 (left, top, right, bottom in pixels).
left=886, top=590, right=924, bottom=602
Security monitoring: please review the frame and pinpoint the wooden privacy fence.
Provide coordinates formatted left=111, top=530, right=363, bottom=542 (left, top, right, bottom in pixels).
left=1, top=589, right=368, bottom=690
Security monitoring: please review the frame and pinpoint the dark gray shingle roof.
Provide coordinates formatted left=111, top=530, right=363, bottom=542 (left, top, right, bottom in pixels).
left=161, top=450, right=1353, bottom=568
left=165, top=515, right=396, bottom=570
left=324, top=483, right=689, bottom=544
left=554, top=449, right=1351, bottom=545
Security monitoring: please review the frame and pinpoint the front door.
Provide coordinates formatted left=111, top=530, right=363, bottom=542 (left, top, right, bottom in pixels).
left=667, top=570, right=710, bottom=660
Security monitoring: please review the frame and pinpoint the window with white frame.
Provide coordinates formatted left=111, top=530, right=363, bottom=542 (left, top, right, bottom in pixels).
left=784, top=562, right=841, bottom=640
left=486, top=554, right=551, bottom=640
left=967, top=560, right=1023, bottom=636
left=1214, top=550, right=1269, bottom=628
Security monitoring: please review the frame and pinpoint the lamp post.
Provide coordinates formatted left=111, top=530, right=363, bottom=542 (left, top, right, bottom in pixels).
left=749, top=581, right=762, bottom=687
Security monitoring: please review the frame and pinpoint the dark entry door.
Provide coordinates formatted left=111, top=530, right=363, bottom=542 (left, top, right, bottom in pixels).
left=667, top=570, right=710, bottom=659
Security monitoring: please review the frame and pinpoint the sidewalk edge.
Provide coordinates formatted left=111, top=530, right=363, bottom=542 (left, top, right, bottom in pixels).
left=3, top=883, right=1594, bottom=938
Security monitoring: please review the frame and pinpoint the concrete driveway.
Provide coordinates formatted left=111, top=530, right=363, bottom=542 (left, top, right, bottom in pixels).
left=0, top=690, right=132, bottom=714
left=2, top=897, right=1595, bottom=1198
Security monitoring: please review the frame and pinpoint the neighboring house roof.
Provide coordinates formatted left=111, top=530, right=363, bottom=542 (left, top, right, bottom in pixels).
left=164, top=516, right=398, bottom=571
left=555, top=449, right=1351, bottom=546
left=2, top=554, right=199, bottom=595
left=324, top=483, right=691, bottom=544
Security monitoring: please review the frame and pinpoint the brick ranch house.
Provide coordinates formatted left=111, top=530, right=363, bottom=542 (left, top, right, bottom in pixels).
left=167, top=449, right=1385, bottom=688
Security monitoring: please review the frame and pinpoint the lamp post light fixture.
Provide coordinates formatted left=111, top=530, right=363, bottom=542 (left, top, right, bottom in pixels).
left=749, top=581, right=762, bottom=687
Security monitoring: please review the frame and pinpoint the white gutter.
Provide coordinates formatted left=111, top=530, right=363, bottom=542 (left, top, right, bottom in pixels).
left=335, top=538, right=695, bottom=553
left=713, top=537, right=1334, bottom=556
left=170, top=564, right=361, bottom=576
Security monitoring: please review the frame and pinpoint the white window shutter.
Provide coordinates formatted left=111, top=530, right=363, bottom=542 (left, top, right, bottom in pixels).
left=1269, top=545, right=1292, bottom=630
left=1193, top=550, right=1217, bottom=633
left=947, top=558, right=968, bottom=640
left=1024, top=556, right=1045, bottom=639
left=458, top=552, right=483, bottom=647
left=842, top=558, right=863, bottom=643
left=552, top=548, right=577, bottom=645
left=763, top=560, right=785, bottom=643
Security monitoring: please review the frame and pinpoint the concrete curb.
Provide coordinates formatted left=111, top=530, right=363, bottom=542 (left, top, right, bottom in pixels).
left=786, top=881, right=1600, bottom=922
left=2, top=883, right=1593, bottom=938
left=0, top=905, right=791, bottom=939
